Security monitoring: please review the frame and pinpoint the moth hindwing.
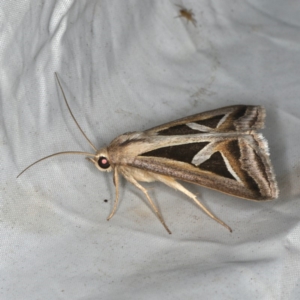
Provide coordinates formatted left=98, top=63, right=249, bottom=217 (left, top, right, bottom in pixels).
left=18, top=75, right=278, bottom=234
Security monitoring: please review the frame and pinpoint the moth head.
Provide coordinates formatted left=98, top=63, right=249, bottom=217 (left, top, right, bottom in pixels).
left=91, top=148, right=112, bottom=172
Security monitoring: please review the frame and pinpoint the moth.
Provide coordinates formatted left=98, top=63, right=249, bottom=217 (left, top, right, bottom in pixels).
left=175, top=4, right=197, bottom=27
left=18, top=74, right=279, bottom=234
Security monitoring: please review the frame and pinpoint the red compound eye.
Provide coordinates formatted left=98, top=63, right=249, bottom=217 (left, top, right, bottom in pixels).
left=98, top=156, right=110, bottom=169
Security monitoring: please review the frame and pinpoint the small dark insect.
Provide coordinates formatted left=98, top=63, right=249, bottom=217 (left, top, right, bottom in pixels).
left=104, top=199, right=108, bottom=203
left=175, top=4, right=197, bottom=27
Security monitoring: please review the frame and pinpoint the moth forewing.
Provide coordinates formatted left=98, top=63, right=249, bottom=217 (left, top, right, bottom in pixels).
left=131, top=105, right=278, bottom=201
left=18, top=75, right=278, bottom=234
left=144, top=105, right=266, bottom=134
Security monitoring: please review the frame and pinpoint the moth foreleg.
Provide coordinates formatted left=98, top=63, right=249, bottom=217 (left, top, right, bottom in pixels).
left=107, top=168, right=120, bottom=221
left=155, top=175, right=232, bottom=232
left=122, top=172, right=172, bottom=234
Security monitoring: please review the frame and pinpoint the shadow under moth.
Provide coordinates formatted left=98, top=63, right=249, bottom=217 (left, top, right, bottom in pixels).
left=18, top=74, right=279, bottom=234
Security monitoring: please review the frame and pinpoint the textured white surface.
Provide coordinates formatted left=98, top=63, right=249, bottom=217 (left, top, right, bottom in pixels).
left=1, top=1, right=300, bottom=299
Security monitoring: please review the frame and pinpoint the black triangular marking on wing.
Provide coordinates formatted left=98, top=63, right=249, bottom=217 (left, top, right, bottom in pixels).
left=221, top=107, right=247, bottom=131
left=157, top=124, right=205, bottom=135
left=140, top=142, right=209, bottom=163
left=245, top=157, right=262, bottom=194
left=226, top=140, right=260, bottom=194
left=198, top=152, right=235, bottom=180
left=248, top=111, right=259, bottom=128
left=226, top=139, right=240, bottom=160
left=194, top=114, right=224, bottom=128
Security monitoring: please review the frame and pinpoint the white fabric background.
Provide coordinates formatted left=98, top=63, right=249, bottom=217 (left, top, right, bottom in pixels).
left=1, top=1, right=300, bottom=299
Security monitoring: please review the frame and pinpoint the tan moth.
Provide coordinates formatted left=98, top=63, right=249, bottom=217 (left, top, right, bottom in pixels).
left=18, top=74, right=278, bottom=234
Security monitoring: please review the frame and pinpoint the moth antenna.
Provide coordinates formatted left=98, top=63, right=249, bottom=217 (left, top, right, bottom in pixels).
left=17, top=151, right=95, bottom=178
left=55, top=73, right=97, bottom=152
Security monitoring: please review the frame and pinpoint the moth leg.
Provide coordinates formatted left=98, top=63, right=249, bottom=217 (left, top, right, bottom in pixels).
left=158, top=176, right=232, bottom=232
left=124, top=175, right=172, bottom=234
left=107, top=168, right=120, bottom=221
